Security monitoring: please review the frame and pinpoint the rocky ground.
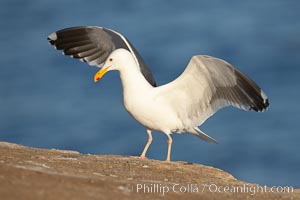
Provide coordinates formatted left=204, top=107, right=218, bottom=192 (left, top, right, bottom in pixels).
left=0, top=142, right=298, bottom=200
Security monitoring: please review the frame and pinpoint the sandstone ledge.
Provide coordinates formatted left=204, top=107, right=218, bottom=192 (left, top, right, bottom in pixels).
left=0, top=142, right=298, bottom=200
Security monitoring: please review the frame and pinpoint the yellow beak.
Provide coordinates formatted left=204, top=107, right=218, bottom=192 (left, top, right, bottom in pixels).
left=94, top=67, right=109, bottom=83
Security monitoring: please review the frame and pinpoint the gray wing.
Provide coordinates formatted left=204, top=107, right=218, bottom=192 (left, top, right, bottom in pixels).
left=160, top=55, right=269, bottom=129
left=47, top=26, right=156, bottom=86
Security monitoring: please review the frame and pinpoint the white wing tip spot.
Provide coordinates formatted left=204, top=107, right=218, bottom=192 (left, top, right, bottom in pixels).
left=261, top=90, right=268, bottom=103
left=48, top=32, right=57, bottom=41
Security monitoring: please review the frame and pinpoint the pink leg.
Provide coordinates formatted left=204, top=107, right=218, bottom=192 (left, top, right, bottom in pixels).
left=166, top=134, right=173, bottom=162
left=139, top=129, right=152, bottom=159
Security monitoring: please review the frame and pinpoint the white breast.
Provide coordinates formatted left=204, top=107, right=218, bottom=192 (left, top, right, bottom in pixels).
left=123, top=86, right=181, bottom=134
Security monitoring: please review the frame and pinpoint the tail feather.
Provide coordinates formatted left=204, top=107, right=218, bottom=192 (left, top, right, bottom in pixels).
left=186, top=127, right=219, bottom=144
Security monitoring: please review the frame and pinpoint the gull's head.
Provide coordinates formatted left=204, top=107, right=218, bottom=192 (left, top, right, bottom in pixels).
left=94, top=49, right=135, bottom=83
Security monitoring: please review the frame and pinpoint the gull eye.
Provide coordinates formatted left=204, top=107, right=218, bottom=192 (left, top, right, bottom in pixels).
left=109, top=58, right=113, bottom=62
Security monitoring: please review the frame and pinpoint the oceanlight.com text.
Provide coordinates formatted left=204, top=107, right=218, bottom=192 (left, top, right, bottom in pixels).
left=130, top=183, right=294, bottom=196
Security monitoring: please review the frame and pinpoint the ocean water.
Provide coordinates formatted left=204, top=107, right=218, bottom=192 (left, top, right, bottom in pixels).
left=0, top=0, right=299, bottom=188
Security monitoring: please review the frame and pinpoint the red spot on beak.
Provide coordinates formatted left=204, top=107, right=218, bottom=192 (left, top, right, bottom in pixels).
left=96, top=77, right=100, bottom=81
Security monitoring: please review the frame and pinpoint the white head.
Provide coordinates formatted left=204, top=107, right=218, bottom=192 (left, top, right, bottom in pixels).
left=94, top=49, right=137, bottom=82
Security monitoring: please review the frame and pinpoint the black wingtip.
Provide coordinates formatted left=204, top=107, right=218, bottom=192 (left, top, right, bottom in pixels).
left=265, top=98, right=270, bottom=108
left=258, top=89, right=270, bottom=112
left=47, top=32, right=57, bottom=43
left=251, top=97, right=269, bottom=112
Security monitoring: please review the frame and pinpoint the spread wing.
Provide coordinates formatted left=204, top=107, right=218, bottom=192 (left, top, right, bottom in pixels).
left=159, top=55, right=269, bottom=129
left=47, top=26, right=156, bottom=86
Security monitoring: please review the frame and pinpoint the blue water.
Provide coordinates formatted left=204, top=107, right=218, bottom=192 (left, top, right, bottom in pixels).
left=1, top=0, right=299, bottom=187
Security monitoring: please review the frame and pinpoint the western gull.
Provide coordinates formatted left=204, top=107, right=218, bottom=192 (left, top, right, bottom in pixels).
left=48, top=26, right=269, bottom=161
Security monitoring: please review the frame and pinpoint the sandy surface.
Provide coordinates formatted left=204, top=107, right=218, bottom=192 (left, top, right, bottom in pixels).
left=0, top=142, right=298, bottom=200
